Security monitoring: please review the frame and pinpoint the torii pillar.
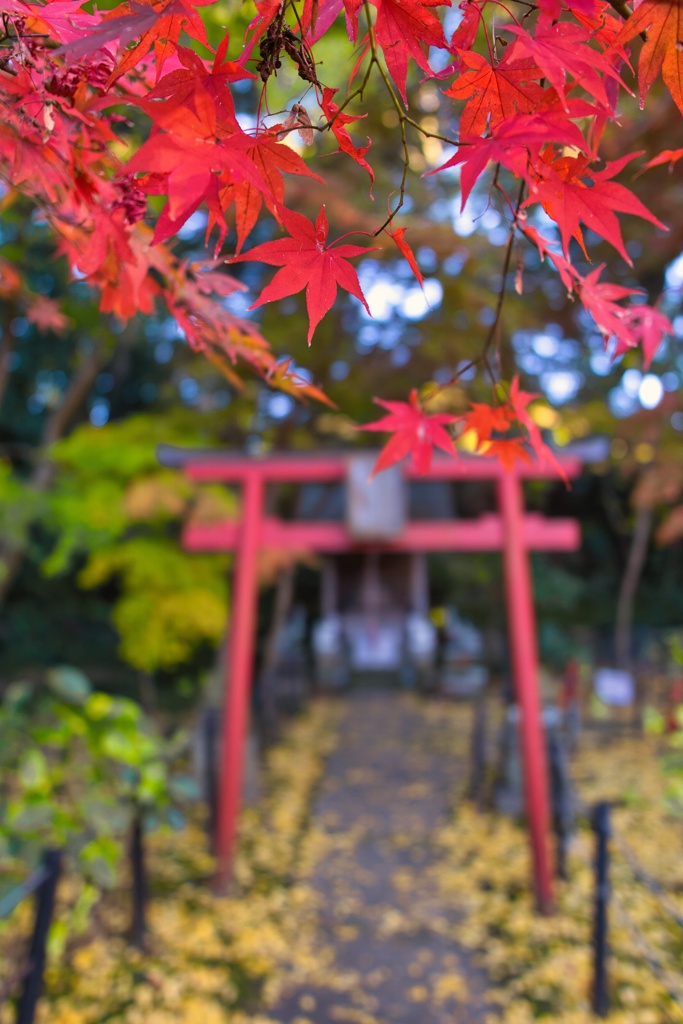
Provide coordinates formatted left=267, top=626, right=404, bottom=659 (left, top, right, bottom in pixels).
left=215, top=468, right=263, bottom=892
left=499, top=470, right=554, bottom=914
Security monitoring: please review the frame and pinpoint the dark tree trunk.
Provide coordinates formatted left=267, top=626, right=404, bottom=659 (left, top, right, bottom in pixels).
left=0, top=330, right=15, bottom=412
left=614, top=505, right=653, bottom=673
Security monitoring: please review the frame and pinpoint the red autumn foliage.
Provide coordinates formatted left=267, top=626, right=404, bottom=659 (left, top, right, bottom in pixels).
left=0, top=0, right=678, bottom=468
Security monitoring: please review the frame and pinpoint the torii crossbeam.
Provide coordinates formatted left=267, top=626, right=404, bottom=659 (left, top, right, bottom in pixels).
left=160, top=447, right=582, bottom=913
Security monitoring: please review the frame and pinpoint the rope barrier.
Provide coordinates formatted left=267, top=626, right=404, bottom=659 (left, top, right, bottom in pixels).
left=578, top=796, right=683, bottom=932
left=611, top=886, right=683, bottom=1020
left=611, top=827, right=683, bottom=933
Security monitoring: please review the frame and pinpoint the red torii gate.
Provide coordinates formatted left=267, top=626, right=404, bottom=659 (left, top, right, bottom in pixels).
left=165, top=448, right=582, bottom=913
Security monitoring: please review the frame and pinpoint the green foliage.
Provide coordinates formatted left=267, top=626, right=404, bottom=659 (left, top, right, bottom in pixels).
left=0, top=667, right=197, bottom=888
left=531, top=557, right=587, bottom=668
left=643, top=705, right=666, bottom=735
left=665, top=630, right=683, bottom=669
left=79, top=539, right=229, bottom=672
left=0, top=462, right=46, bottom=570
left=532, top=558, right=584, bottom=613
left=49, top=411, right=206, bottom=481
left=42, top=411, right=210, bottom=572
left=34, top=411, right=234, bottom=674
left=643, top=636, right=683, bottom=813
left=0, top=701, right=339, bottom=1024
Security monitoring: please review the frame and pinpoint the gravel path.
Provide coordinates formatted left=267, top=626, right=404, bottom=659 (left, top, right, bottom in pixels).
left=268, top=692, right=494, bottom=1024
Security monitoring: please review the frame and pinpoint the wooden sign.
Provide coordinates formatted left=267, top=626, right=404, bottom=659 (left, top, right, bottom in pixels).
left=346, top=454, right=405, bottom=539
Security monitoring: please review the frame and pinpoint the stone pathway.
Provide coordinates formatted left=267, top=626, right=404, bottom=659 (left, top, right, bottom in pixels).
left=268, top=692, right=494, bottom=1024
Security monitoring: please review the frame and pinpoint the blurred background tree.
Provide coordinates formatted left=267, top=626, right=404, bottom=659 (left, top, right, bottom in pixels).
left=1, top=7, right=683, bottom=704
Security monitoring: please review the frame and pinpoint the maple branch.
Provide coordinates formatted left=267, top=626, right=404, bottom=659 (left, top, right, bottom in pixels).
left=485, top=176, right=526, bottom=377
left=488, top=0, right=524, bottom=23
left=402, top=114, right=461, bottom=149
left=362, top=1, right=411, bottom=235
left=475, top=2, right=496, bottom=63
left=322, top=44, right=375, bottom=124
left=422, top=176, right=527, bottom=408
left=351, top=3, right=469, bottom=237
left=288, top=1, right=322, bottom=82
left=607, top=0, right=634, bottom=22
left=493, top=179, right=519, bottom=221
left=605, top=0, right=646, bottom=39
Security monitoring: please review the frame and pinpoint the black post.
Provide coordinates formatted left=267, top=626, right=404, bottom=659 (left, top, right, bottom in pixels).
left=592, top=801, right=611, bottom=1017
left=548, top=730, right=574, bottom=881
left=16, top=849, right=62, bottom=1024
left=203, top=707, right=219, bottom=853
left=131, top=813, right=147, bottom=950
left=468, top=693, right=487, bottom=809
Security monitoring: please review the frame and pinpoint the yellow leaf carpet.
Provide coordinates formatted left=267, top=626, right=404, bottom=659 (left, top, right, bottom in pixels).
left=2, top=694, right=682, bottom=1024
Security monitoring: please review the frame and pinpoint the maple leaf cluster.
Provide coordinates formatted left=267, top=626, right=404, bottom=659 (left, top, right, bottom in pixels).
left=0, top=0, right=679, bottom=472
left=361, top=377, right=565, bottom=477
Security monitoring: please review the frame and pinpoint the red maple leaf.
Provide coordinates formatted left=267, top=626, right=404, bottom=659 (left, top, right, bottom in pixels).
left=321, top=87, right=374, bottom=186
left=614, top=305, right=673, bottom=367
left=139, top=39, right=255, bottom=124
left=461, top=381, right=566, bottom=480
left=386, top=226, right=423, bottom=287
left=445, top=51, right=545, bottom=136
left=218, top=134, right=324, bottom=254
left=125, top=89, right=268, bottom=231
left=25, top=0, right=99, bottom=45
left=361, top=389, right=459, bottom=475
left=568, top=262, right=641, bottom=340
left=371, top=0, right=449, bottom=102
left=547, top=257, right=671, bottom=366
left=505, top=21, right=625, bottom=111
left=448, top=2, right=480, bottom=52
left=639, top=148, right=683, bottom=174
left=56, top=0, right=210, bottom=80
left=528, top=152, right=667, bottom=264
left=112, top=0, right=210, bottom=82
left=26, top=295, right=71, bottom=334
left=431, top=112, right=589, bottom=206
left=298, top=0, right=364, bottom=41
left=54, top=1, right=169, bottom=62
left=461, top=401, right=513, bottom=440
left=150, top=128, right=323, bottom=253
left=507, top=376, right=566, bottom=481
left=536, top=0, right=602, bottom=22
left=229, top=205, right=378, bottom=344
left=481, top=438, right=533, bottom=471
left=614, top=0, right=683, bottom=117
